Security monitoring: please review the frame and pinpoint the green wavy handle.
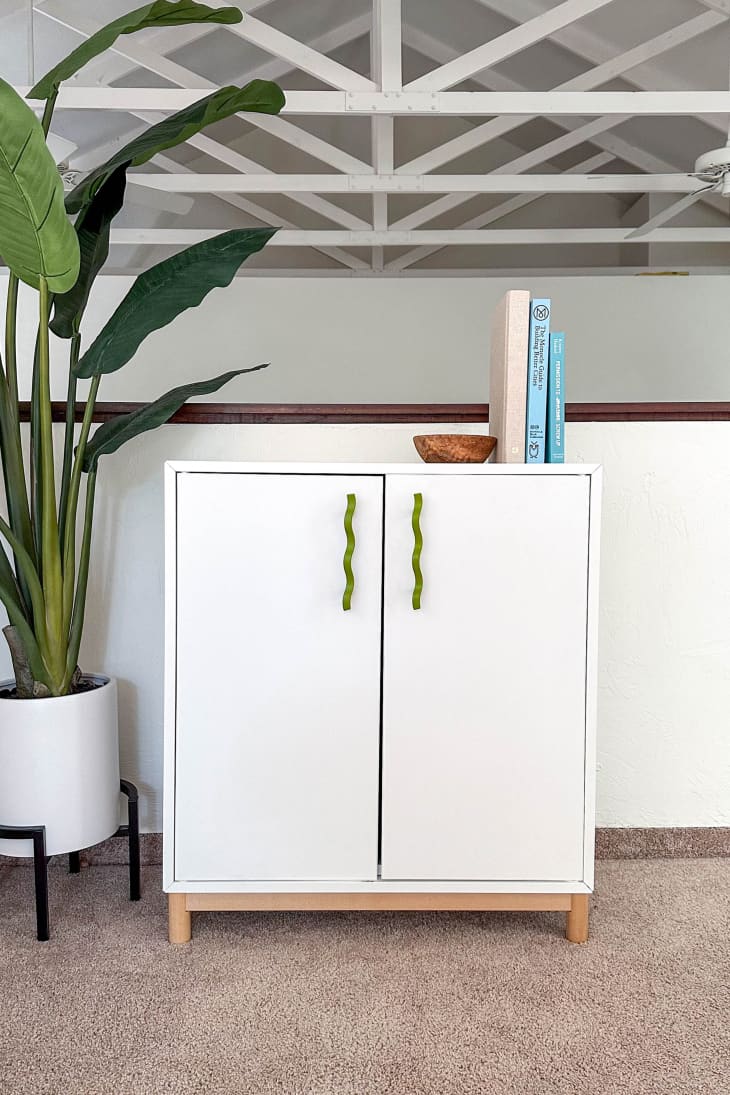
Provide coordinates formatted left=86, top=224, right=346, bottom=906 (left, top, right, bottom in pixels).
left=411, top=492, right=423, bottom=610
left=342, top=493, right=356, bottom=611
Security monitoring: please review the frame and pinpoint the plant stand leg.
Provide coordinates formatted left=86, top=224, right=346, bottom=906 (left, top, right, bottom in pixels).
left=566, top=893, right=589, bottom=943
left=169, top=894, right=191, bottom=944
left=119, top=780, right=140, bottom=901
left=0, top=825, right=49, bottom=941
left=68, top=851, right=80, bottom=874
left=32, top=830, right=50, bottom=943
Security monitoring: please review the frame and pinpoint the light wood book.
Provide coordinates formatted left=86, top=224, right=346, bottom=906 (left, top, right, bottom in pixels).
left=489, top=290, right=530, bottom=463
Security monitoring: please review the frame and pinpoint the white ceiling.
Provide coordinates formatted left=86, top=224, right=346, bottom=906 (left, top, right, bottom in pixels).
left=3, top=0, right=730, bottom=274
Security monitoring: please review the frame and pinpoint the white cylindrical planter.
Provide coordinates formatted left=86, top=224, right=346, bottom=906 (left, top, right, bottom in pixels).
left=0, top=675, right=120, bottom=857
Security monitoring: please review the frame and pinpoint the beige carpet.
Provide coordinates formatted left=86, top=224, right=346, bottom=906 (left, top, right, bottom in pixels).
left=0, top=860, right=727, bottom=1095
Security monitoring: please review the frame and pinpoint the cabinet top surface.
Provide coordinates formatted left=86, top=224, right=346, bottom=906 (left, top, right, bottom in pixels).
left=166, top=461, right=600, bottom=476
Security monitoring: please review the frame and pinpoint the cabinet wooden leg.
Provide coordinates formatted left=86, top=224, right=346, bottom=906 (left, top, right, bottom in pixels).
left=168, top=894, right=192, bottom=944
left=566, top=893, right=589, bottom=943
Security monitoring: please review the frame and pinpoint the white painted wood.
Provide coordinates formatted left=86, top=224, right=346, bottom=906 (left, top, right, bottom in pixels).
left=67, top=14, right=372, bottom=173
left=381, top=473, right=592, bottom=882
left=163, top=464, right=178, bottom=891
left=166, top=462, right=599, bottom=478
left=151, top=154, right=369, bottom=273
left=24, top=88, right=730, bottom=115
left=132, top=118, right=371, bottom=232
left=386, top=152, right=612, bottom=271
left=405, top=0, right=618, bottom=91
left=400, top=3, right=718, bottom=175
left=126, top=174, right=701, bottom=194
left=370, top=1, right=399, bottom=271
left=372, top=0, right=402, bottom=91
left=167, top=879, right=592, bottom=895
left=582, top=469, right=602, bottom=889
left=226, top=14, right=377, bottom=91
left=109, top=227, right=730, bottom=246
left=172, top=472, right=383, bottom=882
left=242, top=113, right=373, bottom=174
left=475, top=0, right=728, bottom=136
left=389, top=119, right=627, bottom=231
left=400, top=24, right=729, bottom=220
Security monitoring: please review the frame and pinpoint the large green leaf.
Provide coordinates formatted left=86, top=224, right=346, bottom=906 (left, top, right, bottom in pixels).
left=28, top=2, right=243, bottom=100
left=65, top=81, right=285, bottom=215
left=75, top=228, right=275, bottom=379
left=51, top=165, right=127, bottom=339
left=82, top=365, right=268, bottom=471
left=0, top=79, right=79, bottom=292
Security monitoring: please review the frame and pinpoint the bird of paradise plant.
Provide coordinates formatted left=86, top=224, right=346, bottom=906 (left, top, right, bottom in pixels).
left=0, top=1, right=283, bottom=697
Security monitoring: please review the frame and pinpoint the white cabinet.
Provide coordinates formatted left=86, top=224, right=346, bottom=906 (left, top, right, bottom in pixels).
left=381, top=473, right=590, bottom=882
left=173, top=472, right=383, bottom=882
left=164, top=462, right=601, bottom=944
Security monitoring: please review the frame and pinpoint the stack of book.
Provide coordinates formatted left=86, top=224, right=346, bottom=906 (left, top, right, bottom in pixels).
left=488, top=290, right=565, bottom=464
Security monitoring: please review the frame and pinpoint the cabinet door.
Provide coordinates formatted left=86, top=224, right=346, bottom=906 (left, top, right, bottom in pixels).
left=174, top=473, right=383, bottom=881
left=381, top=473, right=591, bottom=882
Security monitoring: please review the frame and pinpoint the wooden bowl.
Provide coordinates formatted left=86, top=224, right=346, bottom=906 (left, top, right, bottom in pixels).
left=413, top=434, right=497, bottom=464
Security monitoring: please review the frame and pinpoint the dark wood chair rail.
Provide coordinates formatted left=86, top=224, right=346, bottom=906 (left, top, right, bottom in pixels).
left=18, top=402, right=730, bottom=424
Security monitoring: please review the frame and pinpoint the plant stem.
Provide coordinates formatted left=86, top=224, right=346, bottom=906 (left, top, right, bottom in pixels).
left=63, top=468, right=96, bottom=690
left=0, top=512, right=48, bottom=655
left=59, top=335, right=79, bottom=549
left=4, top=275, right=19, bottom=406
left=61, top=372, right=99, bottom=636
left=29, top=330, right=41, bottom=568
left=37, top=278, right=64, bottom=687
left=40, top=91, right=58, bottom=137
left=0, top=358, right=36, bottom=617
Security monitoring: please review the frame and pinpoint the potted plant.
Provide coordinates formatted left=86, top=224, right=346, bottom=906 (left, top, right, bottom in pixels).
left=0, top=1, right=283, bottom=858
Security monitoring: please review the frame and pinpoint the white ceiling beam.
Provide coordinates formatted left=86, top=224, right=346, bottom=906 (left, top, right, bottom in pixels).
left=37, top=2, right=211, bottom=87
left=697, top=0, right=730, bottom=14
left=225, top=14, right=376, bottom=91
left=34, top=0, right=279, bottom=86
left=370, top=121, right=390, bottom=269
left=92, top=266, right=730, bottom=277
left=135, top=117, right=371, bottom=229
left=126, top=173, right=702, bottom=194
left=152, top=154, right=369, bottom=271
left=390, top=116, right=628, bottom=230
left=40, top=9, right=371, bottom=236
left=406, top=0, right=617, bottom=92
left=69, top=14, right=372, bottom=173
left=370, top=0, right=401, bottom=270
left=401, top=24, right=728, bottom=218
left=236, top=114, right=373, bottom=173
left=399, top=11, right=722, bottom=174
left=26, top=88, right=730, bottom=114
left=474, top=0, right=729, bottom=135
left=372, top=0, right=402, bottom=91
left=44, top=8, right=372, bottom=177
left=386, top=152, right=613, bottom=271
left=108, top=227, right=730, bottom=246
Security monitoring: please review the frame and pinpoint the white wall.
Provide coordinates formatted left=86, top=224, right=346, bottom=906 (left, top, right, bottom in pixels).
left=5, top=274, right=730, bottom=403
left=1, top=275, right=729, bottom=830
left=0, top=421, right=728, bottom=831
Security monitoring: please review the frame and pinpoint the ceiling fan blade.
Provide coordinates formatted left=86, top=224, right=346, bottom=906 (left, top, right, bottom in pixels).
left=625, top=186, right=716, bottom=240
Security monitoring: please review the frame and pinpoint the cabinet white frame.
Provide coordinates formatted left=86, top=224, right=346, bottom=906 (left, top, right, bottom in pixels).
left=164, top=462, right=601, bottom=944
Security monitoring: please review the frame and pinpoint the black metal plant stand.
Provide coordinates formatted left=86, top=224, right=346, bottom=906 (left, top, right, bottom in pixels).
left=0, top=779, right=140, bottom=941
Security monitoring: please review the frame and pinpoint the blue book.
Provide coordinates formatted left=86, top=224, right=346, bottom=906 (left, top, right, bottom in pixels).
left=525, top=298, right=551, bottom=462
left=547, top=332, right=565, bottom=464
